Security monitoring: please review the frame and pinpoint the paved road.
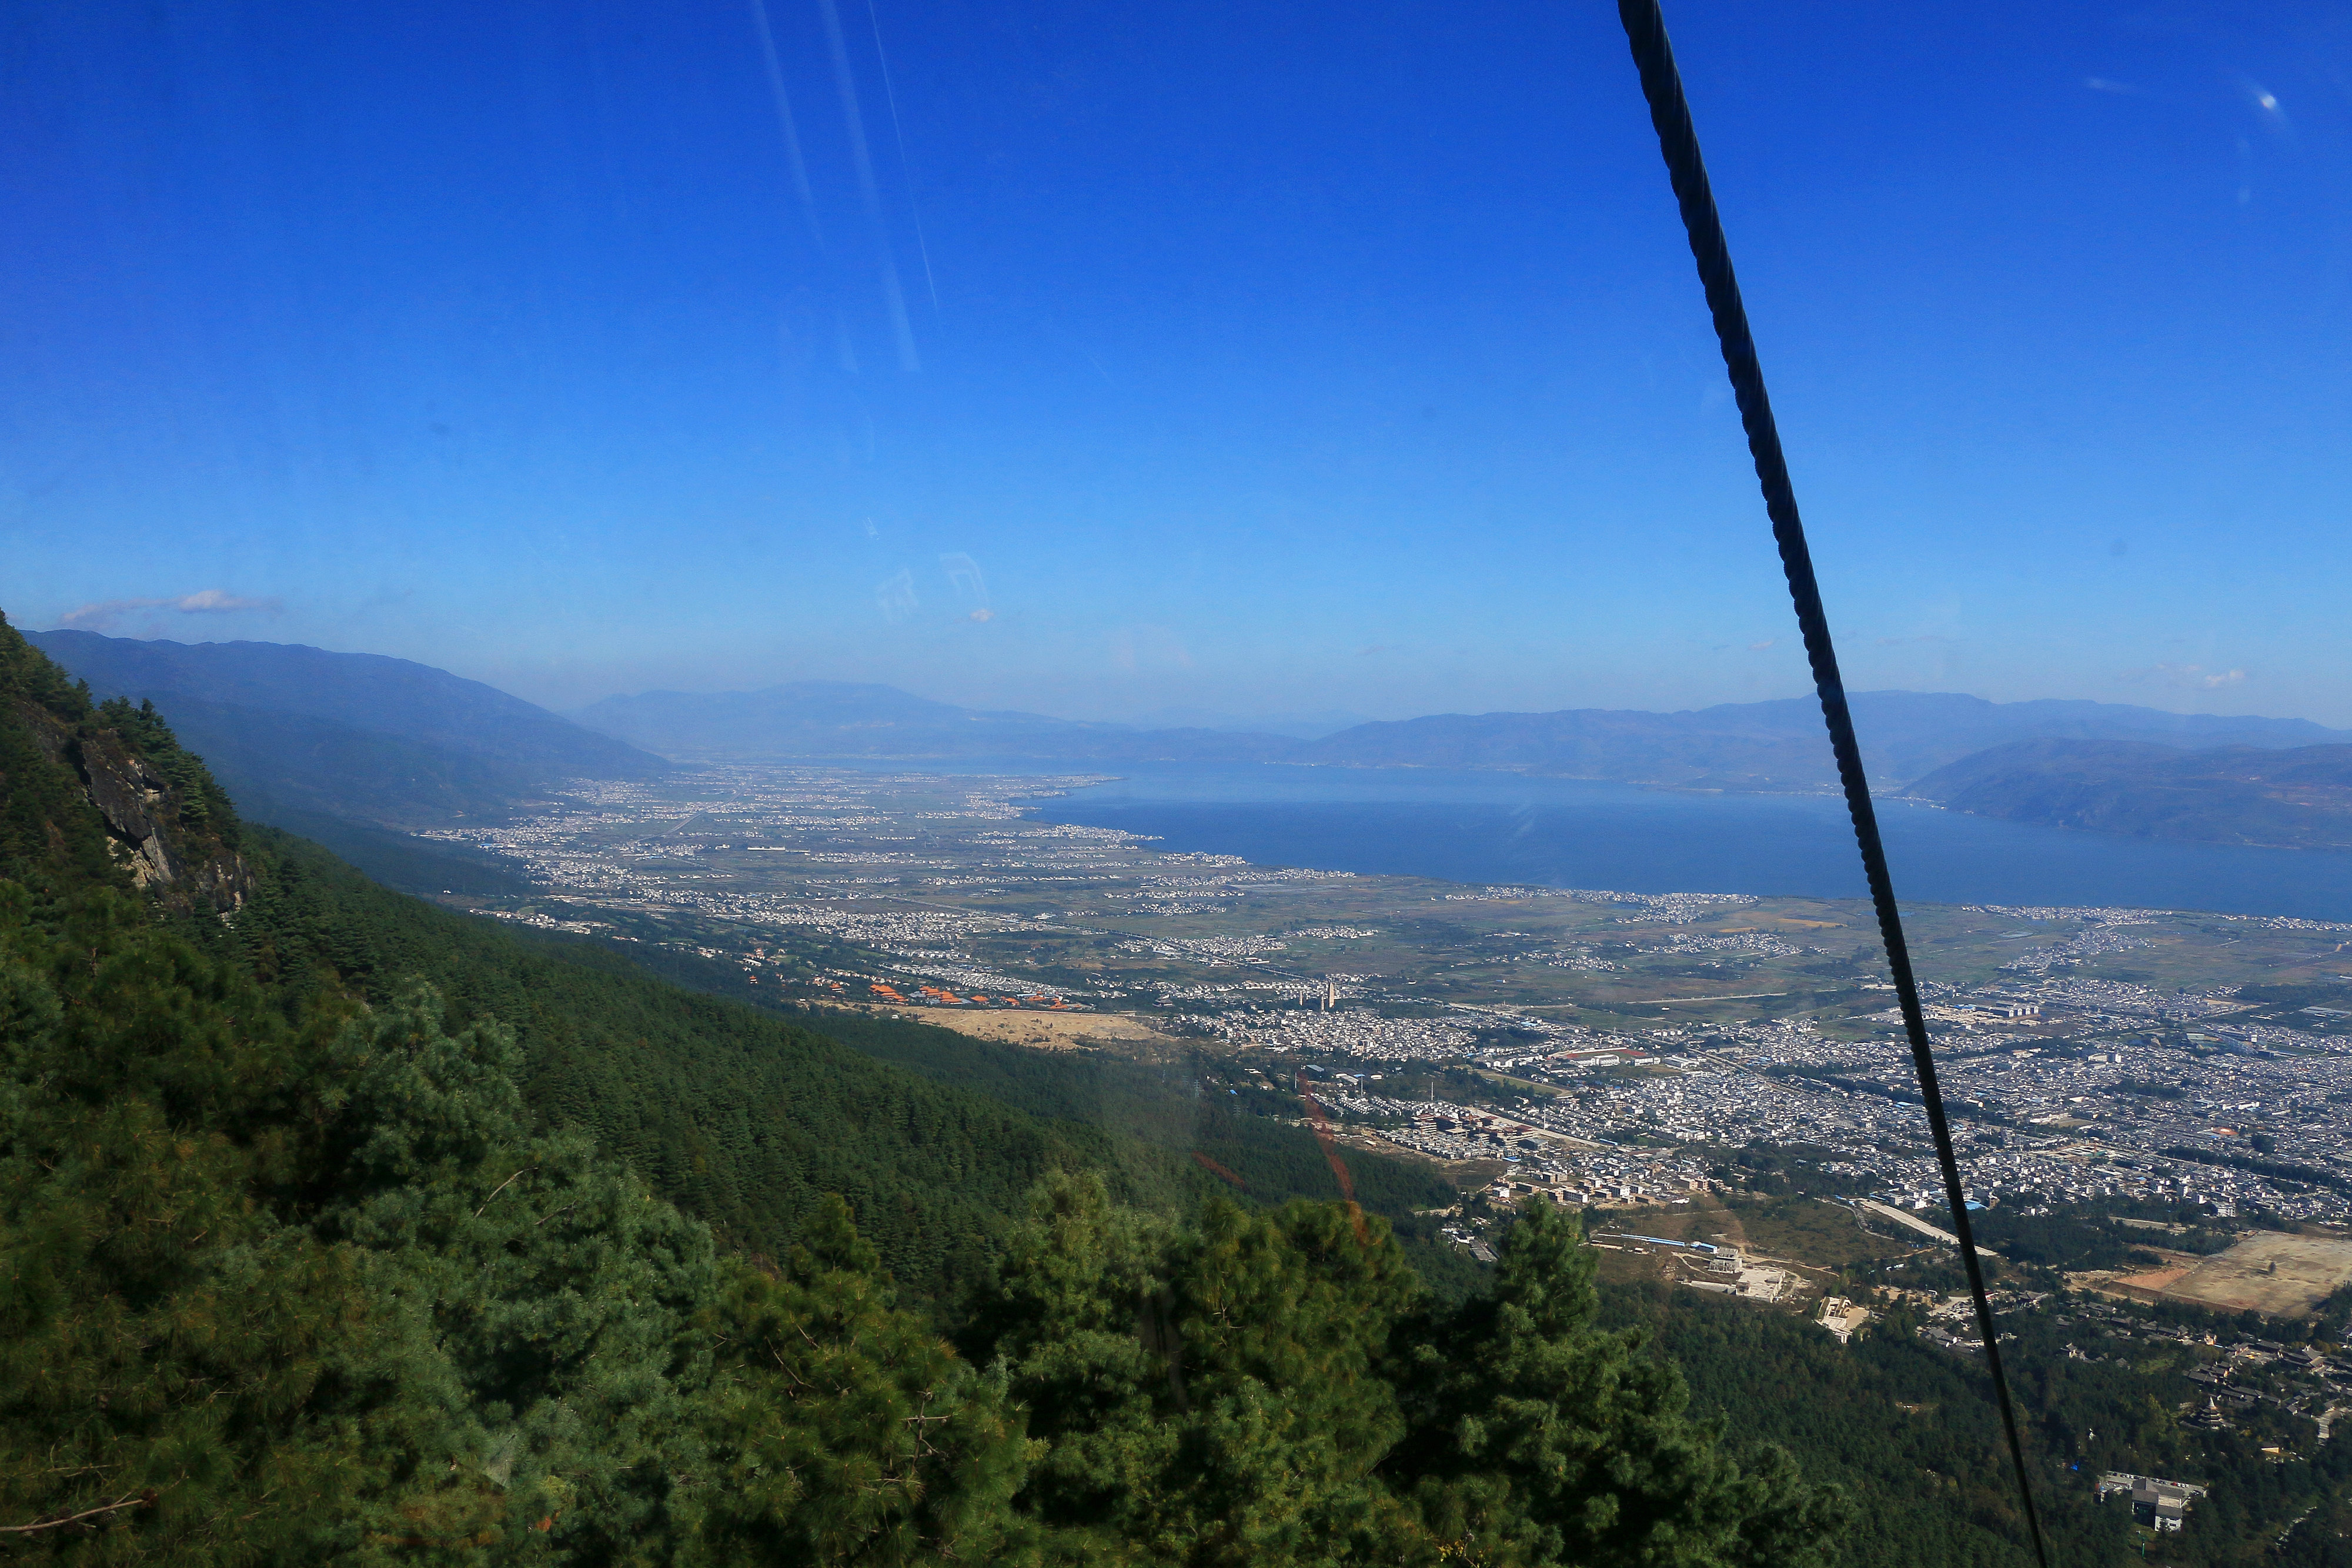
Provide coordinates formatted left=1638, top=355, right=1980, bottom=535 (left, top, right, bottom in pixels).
left=1858, top=1198, right=2002, bottom=1259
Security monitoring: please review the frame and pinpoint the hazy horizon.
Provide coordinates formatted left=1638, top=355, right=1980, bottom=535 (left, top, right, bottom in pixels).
left=29, top=620, right=2352, bottom=739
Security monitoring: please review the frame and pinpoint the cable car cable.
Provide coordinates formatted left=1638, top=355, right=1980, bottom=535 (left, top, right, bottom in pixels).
left=1612, top=5, right=2053, bottom=1564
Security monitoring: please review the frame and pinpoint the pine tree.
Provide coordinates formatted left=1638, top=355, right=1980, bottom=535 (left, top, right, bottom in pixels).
left=973, top=1174, right=1434, bottom=1565
left=691, top=1196, right=1031, bottom=1564
left=1391, top=1198, right=1852, bottom=1568
left=0, top=884, right=470, bottom=1560
left=316, top=987, right=719, bottom=1561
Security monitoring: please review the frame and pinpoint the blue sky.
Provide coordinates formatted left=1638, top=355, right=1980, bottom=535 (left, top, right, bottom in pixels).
left=4, top=0, right=2348, bottom=724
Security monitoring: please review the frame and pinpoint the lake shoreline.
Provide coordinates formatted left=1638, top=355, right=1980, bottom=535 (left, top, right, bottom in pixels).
left=1013, top=763, right=2352, bottom=924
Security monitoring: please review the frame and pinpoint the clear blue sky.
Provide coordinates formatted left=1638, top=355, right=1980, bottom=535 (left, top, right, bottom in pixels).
left=4, top=1, right=2348, bottom=724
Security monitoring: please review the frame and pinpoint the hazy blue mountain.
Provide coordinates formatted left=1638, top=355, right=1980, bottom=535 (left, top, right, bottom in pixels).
left=95, top=692, right=551, bottom=824
left=1906, top=738, right=2352, bottom=850
left=1121, top=704, right=1374, bottom=741
left=1296, top=691, right=2352, bottom=789
left=1841, top=691, right=2349, bottom=777
left=42, top=628, right=2352, bottom=861
left=1297, top=706, right=1835, bottom=789
left=32, top=630, right=664, bottom=779
left=572, top=680, right=2352, bottom=798
left=571, top=680, right=1303, bottom=763
left=26, top=632, right=669, bottom=870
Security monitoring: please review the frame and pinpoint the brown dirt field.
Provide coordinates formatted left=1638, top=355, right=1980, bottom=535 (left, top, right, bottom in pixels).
left=2114, top=1263, right=2193, bottom=1293
left=2075, top=1248, right=2207, bottom=1305
left=829, top=1002, right=1182, bottom=1052
left=2159, top=1232, right=2352, bottom=1318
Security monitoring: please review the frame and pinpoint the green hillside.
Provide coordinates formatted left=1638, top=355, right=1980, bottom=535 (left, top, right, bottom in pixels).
left=0, top=612, right=1844, bottom=1563
left=230, top=829, right=1134, bottom=1298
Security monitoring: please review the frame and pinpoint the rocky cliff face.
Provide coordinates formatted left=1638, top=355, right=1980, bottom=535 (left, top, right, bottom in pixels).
left=11, top=697, right=252, bottom=913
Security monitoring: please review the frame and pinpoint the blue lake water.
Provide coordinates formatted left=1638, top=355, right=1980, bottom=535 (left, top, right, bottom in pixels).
left=1013, top=763, right=2352, bottom=921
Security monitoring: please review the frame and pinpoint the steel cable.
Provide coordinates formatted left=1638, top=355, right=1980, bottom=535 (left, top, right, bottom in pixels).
left=1612, top=5, right=2054, bottom=1563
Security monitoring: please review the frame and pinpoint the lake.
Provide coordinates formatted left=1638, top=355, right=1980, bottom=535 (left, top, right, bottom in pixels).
left=1017, top=763, right=2352, bottom=921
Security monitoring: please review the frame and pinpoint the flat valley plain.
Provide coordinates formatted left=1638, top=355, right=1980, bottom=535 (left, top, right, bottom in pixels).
left=421, top=763, right=2352, bottom=1268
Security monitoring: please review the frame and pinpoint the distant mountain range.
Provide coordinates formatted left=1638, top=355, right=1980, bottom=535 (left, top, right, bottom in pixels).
left=1907, top=738, right=2352, bottom=852
left=1298, top=691, right=2352, bottom=789
left=32, top=628, right=2352, bottom=861
left=573, top=681, right=2352, bottom=790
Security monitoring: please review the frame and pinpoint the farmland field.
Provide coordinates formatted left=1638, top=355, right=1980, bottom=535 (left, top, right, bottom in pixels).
left=2160, top=1231, right=2352, bottom=1316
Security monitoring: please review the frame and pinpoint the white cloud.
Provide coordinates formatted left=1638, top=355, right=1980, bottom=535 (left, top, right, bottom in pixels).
left=58, top=590, right=283, bottom=631
left=2128, top=661, right=2247, bottom=691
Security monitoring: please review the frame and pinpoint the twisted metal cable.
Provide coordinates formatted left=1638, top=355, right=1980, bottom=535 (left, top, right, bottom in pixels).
left=1613, top=5, right=2053, bottom=1563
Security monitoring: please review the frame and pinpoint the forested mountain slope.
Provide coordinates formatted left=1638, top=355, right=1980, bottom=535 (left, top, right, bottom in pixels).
left=28, top=630, right=664, bottom=790
left=22, top=626, right=670, bottom=908
left=233, top=831, right=1128, bottom=1296
left=1608, top=1275, right=2352, bottom=1568
left=1, top=612, right=1847, bottom=1564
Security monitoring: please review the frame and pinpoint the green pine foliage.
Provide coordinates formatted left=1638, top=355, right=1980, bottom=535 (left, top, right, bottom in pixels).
left=313, top=989, right=720, bottom=1559
left=1389, top=1200, right=1852, bottom=1568
left=965, top=1174, right=1429, bottom=1564
left=0, top=629, right=136, bottom=894
left=691, top=1199, right=1031, bottom=1564
left=224, top=828, right=1126, bottom=1298
left=0, top=878, right=452, bottom=1554
left=948, top=1176, right=1849, bottom=1567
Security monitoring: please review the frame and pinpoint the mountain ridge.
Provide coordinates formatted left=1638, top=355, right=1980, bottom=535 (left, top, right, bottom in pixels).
left=25, top=631, right=673, bottom=884
left=572, top=677, right=2352, bottom=790
left=30, top=628, right=668, bottom=783
left=39, top=630, right=2352, bottom=856
left=1906, top=737, right=2352, bottom=851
